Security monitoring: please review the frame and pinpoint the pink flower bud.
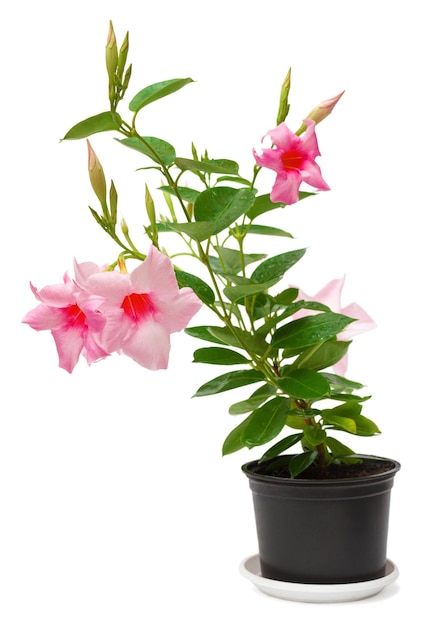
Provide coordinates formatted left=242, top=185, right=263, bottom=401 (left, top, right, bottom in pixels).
left=306, top=90, right=345, bottom=125
left=87, top=140, right=107, bottom=207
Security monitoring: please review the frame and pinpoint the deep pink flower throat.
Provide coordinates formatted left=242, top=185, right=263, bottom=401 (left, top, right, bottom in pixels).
left=65, top=303, right=87, bottom=328
left=281, top=151, right=305, bottom=170
left=121, top=292, right=155, bottom=321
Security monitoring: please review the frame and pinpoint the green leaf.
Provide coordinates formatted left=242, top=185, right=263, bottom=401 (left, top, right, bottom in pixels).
left=245, top=224, right=293, bottom=238
left=192, top=347, right=249, bottom=365
left=129, top=78, right=194, bottom=113
left=289, top=450, right=318, bottom=478
left=304, top=426, right=327, bottom=447
left=184, top=326, right=227, bottom=345
left=228, top=384, right=276, bottom=415
left=246, top=191, right=315, bottom=220
left=174, top=157, right=239, bottom=175
left=323, top=414, right=357, bottom=434
left=117, top=136, right=176, bottom=165
left=292, top=340, right=351, bottom=371
left=158, top=185, right=200, bottom=203
left=222, top=416, right=253, bottom=455
left=324, top=401, right=363, bottom=419
left=251, top=249, right=306, bottom=285
left=260, top=433, right=304, bottom=461
left=208, top=247, right=265, bottom=275
left=246, top=194, right=285, bottom=220
left=216, top=175, right=252, bottom=185
left=207, top=325, right=269, bottom=356
left=242, top=397, right=290, bottom=448
left=174, top=269, right=215, bottom=304
left=62, top=111, right=122, bottom=140
left=193, top=370, right=265, bottom=397
left=352, top=415, right=381, bottom=436
left=322, top=372, right=365, bottom=393
left=276, top=369, right=330, bottom=399
left=223, top=280, right=277, bottom=302
left=164, top=221, right=217, bottom=242
left=194, top=187, right=255, bottom=234
left=272, top=313, right=355, bottom=350
left=326, top=437, right=356, bottom=457
left=274, top=288, right=299, bottom=306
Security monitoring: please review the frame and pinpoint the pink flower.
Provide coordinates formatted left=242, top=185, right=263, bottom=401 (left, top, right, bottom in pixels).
left=75, top=246, right=202, bottom=370
left=253, top=119, right=330, bottom=205
left=22, top=273, right=109, bottom=373
left=292, top=276, right=376, bottom=375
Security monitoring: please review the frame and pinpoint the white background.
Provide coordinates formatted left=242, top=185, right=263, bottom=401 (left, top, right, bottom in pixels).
left=1, top=0, right=424, bottom=623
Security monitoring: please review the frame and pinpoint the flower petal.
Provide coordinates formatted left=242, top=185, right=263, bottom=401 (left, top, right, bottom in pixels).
left=271, top=170, right=302, bottom=205
left=121, top=318, right=171, bottom=370
left=51, top=326, right=85, bottom=373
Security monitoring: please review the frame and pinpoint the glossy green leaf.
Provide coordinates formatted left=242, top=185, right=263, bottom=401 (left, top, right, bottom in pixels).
left=323, top=401, right=362, bottom=419
left=174, top=270, right=215, bottom=304
left=228, top=384, right=276, bottom=415
left=174, top=157, right=239, bottom=175
left=117, top=136, right=176, bottom=165
left=289, top=450, right=318, bottom=478
left=260, top=433, right=304, bottom=461
left=293, top=340, right=351, bottom=371
left=323, top=414, right=357, bottom=434
left=242, top=397, right=290, bottom=448
left=352, top=415, right=381, bottom=436
left=193, top=370, right=265, bottom=397
left=208, top=325, right=269, bottom=356
left=272, top=313, right=354, bottom=350
left=222, top=416, right=253, bottom=455
left=245, top=224, right=293, bottom=238
left=246, top=191, right=314, bottom=220
left=322, top=373, right=365, bottom=393
left=326, top=437, right=356, bottom=457
left=304, top=426, right=327, bottom=447
left=164, top=221, right=216, bottom=242
left=62, top=111, right=122, bottom=140
left=251, top=249, right=306, bottom=285
left=274, top=288, right=299, bottom=306
left=216, top=175, right=252, bottom=185
left=184, top=326, right=227, bottom=345
left=129, top=78, right=194, bottom=112
left=194, top=187, right=255, bottom=234
left=158, top=185, right=200, bottom=203
left=276, top=369, right=330, bottom=399
left=192, top=347, right=249, bottom=365
left=223, top=280, right=276, bottom=302
left=208, top=247, right=265, bottom=275
left=246, top=194, right=285, bottom=220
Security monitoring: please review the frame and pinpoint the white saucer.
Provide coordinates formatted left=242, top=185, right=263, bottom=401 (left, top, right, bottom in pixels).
left=239, top=554, right=399, bottom=603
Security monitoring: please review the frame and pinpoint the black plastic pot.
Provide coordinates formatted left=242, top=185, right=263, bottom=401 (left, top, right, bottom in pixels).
left=242, top=455, right=400, bottom=584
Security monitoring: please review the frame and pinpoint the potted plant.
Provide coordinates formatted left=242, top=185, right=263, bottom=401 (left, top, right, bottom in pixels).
left=22, top=22, right=400, bottom=602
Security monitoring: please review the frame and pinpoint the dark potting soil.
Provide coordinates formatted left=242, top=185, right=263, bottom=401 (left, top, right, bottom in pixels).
left=253, top=457, right=395, bottom=480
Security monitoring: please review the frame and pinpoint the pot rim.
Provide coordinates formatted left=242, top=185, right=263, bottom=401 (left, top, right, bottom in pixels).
left=241, top=454, right=401, bottom=486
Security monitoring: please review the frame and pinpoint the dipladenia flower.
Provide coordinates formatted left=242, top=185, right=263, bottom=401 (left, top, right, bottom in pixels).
left=74, top=246, right=202, bottom=370
left=253, top=119, right=330, bottom=205
left=22, top=273, right=109, bottom=373
left=292, top=276, right=376, bottom=375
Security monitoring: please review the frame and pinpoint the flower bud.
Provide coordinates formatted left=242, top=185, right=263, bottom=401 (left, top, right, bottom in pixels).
left=276, top=68, right=291, bottom=125
left=109, top=180, right=118, bottom=224
left=306, top=90, right=345, bottom=125
left=145, top=184, right=158, bottom=245
left=117, top=31, right=129, bottom=82
left=106, top=21, right=118, bottom=102
left=106, top=21, right=118, bottom=76
left=87, top=140, right=107, bottom=207
left=295, top=90, right=344, bottom=135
